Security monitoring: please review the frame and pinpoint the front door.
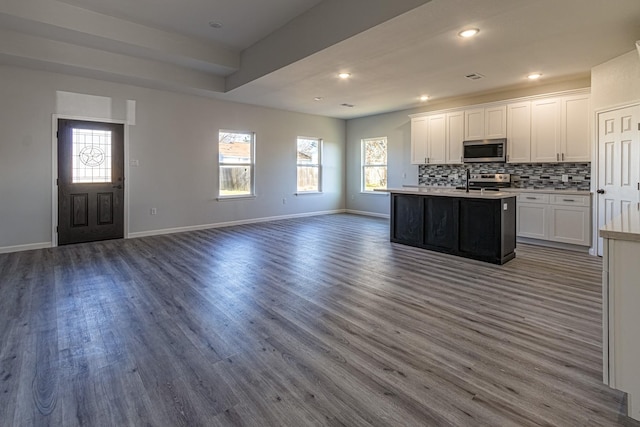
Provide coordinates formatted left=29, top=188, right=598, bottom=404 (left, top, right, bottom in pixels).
left=57, top=119, right=124, bottom=245
left=597, top=105, right=640, bottom=255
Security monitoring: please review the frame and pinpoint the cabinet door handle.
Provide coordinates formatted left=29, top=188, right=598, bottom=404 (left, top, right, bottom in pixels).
left=563, top=199, right=575, bottom=202
left=426, top=157, right=429, bottom=164
left=561, top=153, right=565, bottom=161
left=556, top=153, right=559, bottom=161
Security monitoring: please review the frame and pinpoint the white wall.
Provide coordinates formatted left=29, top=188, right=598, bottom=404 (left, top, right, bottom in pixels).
left=0, top=65, right=346, bottom=251
left=345, top=111, right=415, bottom=216
left=589, top=49, right=640, bottom=256
left=591, top=50, right=640, bottom=111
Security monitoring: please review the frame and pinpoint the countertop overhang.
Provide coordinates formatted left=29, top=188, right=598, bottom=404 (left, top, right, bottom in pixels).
left=501, top=188, right=591, bottom=196
left=398, top=186, right=591, bottom=197
left=600, top=206, right=640, bottom=242
left=377, top=188, right=516, bottom=200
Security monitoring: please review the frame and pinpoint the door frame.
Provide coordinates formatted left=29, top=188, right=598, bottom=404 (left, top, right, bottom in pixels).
left=51, top=114, right=129, bottom=247
left=592, top=101, right=640, bottom=256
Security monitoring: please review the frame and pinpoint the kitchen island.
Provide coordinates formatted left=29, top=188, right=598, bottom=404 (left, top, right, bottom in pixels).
left=381, top=188, right=517, bottom=264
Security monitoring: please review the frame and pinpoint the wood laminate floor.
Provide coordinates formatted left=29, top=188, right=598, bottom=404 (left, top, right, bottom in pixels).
left=0, top=213, right=637, bottom=426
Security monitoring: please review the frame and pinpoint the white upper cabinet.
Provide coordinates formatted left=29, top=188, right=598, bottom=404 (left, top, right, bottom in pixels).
left=561, top=94, right=591, bottom=162
left=411, top=116, right=428, bottom=165
left=485, top=105, right=507, bottom=139
left=531, top=94, right=591, bottom=163
left=446, top=111, right=464, bottom=164
left=464, top=105, right=506, bottom=140
left=506, top=101, right=531, bottom=163
left=426, top=114, right=447, bottom=164
left=410, top=90, right=590, bottom=166
left=464, top=108, right=485, bottom=140
left=411, top=113, right=454, bottom=165
left=531, top=97, right=562, bottom=163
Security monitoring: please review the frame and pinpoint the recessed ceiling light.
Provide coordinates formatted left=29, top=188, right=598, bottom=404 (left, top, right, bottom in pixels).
left=314, top=97, right=323, bottom=101
left=338, top=72, right=351, bottom=79
left=458, top=28, right=479, bottom=38
left=208, top=21, right=223, bottom=29
left=527, top=73, right=542, bottom=80
left=420, top=95, right=429, bottom=102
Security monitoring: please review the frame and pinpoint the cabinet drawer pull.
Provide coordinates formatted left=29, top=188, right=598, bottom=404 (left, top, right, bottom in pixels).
left=526, top=197, right=537, bottom=200
left=563, top=199, right=575, bottom=202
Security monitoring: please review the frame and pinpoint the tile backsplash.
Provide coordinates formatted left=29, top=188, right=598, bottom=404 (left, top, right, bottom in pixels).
left=418, top=162, right=591, bottom=191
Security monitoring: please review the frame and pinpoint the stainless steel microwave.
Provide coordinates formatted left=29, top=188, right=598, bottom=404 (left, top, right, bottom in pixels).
left=462, top=138, right=507, bottom=163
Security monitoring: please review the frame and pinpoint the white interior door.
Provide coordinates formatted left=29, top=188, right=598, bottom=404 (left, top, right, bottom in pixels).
left=597, top=105, right=640, bottom=255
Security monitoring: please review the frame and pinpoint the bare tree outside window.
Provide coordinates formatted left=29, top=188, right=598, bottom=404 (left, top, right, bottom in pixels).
left=219, top=130, right=254, bottom=197
left=362, top=137, right=387, bottom=191
left=297, top=137, right=321, bottom=192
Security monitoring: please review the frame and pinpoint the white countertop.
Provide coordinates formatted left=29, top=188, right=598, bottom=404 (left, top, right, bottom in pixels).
left=502, top=188, right=592, bottom=196
left=401, top=186, right=591, bottom=197
left=600, top=206, right=640, bottom=242
left=379, top=187, right=516, bottom=200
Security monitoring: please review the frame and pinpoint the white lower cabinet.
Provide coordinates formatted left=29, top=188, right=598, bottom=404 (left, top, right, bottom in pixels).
left=517, top=194, right=548, bottom=239
left=516, top=192, right=591, bottom=247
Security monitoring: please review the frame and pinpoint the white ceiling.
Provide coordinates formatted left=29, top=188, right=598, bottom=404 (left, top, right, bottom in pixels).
left=2, top=0, right=640, bottom=119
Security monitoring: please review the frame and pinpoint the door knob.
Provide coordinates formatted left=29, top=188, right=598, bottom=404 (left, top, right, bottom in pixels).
left=597, top=189, right=605, bottom=194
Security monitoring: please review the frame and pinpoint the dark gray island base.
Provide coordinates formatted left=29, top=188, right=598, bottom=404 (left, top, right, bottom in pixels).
left=386, top=189, right=517, bottom=265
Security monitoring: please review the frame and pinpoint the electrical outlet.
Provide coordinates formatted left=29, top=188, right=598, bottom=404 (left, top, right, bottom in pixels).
left=562, top=174, right=569, bottom=182
left=150, top=208, right=157, bottom=215
left=130, top=159, right=140, bottom=167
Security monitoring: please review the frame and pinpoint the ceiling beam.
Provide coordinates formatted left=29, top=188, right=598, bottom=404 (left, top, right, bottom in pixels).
left=225, top=0, right=432, bottom=92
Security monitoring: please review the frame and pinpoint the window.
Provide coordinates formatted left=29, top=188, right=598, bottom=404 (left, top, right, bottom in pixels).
left=297, top=137, right=322, bottom=193
left=218, top=130, right=255, bottom=197
left=72, top=128, right=112, bottom=183
left=362, top=137, right=387, bottom=192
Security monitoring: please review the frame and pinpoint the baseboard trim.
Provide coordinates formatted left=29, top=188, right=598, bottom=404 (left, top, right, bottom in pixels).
left=517, top=237, right=591, bottom=253
left=345, top=209, right=390, bottom=219
left=0, top=242, right=52, bottom=254
left=128, top=209, right=348, bottom=239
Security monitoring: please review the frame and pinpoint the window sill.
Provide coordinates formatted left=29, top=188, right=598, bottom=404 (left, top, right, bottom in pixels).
left=216, top=195, right=256, bottom=201
left=295, top=191, right=323, bottom=196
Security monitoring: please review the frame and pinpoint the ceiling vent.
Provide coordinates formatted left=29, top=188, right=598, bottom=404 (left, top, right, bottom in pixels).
left=465, top=73, right=485, bottom=80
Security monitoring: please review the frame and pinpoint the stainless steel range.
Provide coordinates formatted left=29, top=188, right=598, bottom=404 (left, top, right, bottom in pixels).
left=458, top=173, right=511, bottom=191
